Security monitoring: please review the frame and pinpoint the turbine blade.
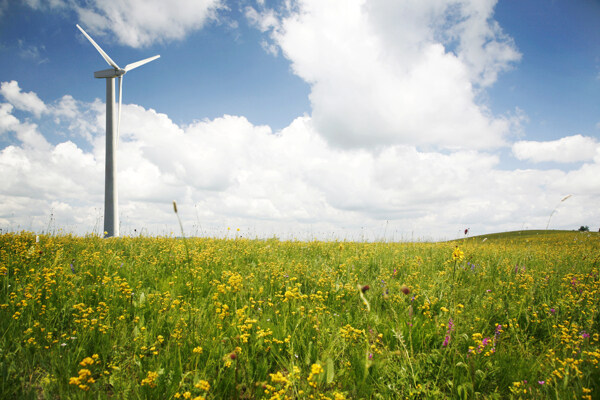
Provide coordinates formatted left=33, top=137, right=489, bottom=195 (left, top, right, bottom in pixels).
left=76, top=24, right=121, bottom=70
left=117, top=76, right=123, bottom=144
left=124, top=55, right=160, bottom=71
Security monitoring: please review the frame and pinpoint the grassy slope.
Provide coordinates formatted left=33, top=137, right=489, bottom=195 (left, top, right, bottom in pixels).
left=452, top=229, right=599, bottom=243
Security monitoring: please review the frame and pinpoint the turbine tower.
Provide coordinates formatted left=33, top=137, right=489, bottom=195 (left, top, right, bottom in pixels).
left=76, top=24, right=160, bottom=238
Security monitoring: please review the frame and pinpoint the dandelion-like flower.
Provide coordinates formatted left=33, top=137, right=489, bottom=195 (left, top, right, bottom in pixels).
left=452, top=247, right=464, bottom=261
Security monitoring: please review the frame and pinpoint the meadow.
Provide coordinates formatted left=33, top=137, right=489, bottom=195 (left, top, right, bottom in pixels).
left=0, top=230, right=598, bottom=399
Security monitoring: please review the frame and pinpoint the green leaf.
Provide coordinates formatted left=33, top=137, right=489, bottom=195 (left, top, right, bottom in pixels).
left=326, top=357, right=334, bottom=384
left=305, top=342, right=312, bottom=366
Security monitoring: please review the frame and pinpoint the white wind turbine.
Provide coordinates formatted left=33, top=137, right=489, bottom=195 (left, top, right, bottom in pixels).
left=76, top=24, right=160, bottom=238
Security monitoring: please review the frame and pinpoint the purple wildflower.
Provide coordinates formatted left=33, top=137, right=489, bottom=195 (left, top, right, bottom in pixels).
left=494, top=325, right=502, bottom=340
left=443, top=318, right=454, bottom=347
left=581, top=331, right=590, bottom=339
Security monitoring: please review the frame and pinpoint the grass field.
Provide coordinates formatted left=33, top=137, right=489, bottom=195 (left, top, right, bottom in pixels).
left=1, top=230, right=599, bottom=399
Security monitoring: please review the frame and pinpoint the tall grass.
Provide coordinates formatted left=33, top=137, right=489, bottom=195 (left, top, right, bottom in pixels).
left=0, top=231, right=598, bottom=399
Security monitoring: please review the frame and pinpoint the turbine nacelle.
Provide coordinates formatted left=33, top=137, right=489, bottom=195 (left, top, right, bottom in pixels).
left=93, top=54, right=162, bottom=79
left=94, top=68, right=125, bottom=79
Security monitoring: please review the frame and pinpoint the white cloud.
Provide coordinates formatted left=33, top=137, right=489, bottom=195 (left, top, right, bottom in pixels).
left=441, top=0, right=521, bottom=87
left=512, top=135, right=599, bottom=163
left=20, top=0, right=222, bottom=48
left=1, top=83, right=598, bottom=238
left=52, top=95, right=79, bottom=119
left=247, top=0, right=520, bottom=150
left=245, top=6, right=278, bottom=33
left=23, top=0, right=67, bottom=8
left=0, top=103, right=20, bottom=134
left=0, top=80, right=48, bottom=117
left=0, top=98, right=50, bottom=150
left=0, top=81, right=102, bottom=144
left=74, top=0, right=223, bottom=48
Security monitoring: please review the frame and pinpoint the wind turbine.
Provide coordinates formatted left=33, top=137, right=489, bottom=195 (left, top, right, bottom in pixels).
left=76, top=24, right=160, bottom=238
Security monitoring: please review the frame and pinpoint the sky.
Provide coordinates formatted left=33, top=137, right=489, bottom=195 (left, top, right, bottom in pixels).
left=0, top=0, right=599, bottom=241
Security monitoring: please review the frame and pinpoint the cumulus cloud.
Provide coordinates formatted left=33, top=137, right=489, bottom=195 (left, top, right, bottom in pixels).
left=0, top=103, right=20, bottom=134
left=0, top=81, right=48, bottom=117
left=247, top=0, right=520, bottom=150
left=52, top=95, right=79, bottom=119
left=75, top=0, right=223, bottom=47
left=512, top=135, right=599, bottom=163
left=20, top=0, right=222, bottom=47
left=1, top=82, right=597, bottom=238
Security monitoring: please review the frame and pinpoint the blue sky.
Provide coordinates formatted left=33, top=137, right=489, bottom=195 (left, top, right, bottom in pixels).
left=490, top=0, right=599, bottom=142
left=0, top=0, right=599, bottom=239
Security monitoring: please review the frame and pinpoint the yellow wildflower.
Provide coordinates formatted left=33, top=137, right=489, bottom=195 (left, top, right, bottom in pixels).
left=452, top=247, right=464, bottom=261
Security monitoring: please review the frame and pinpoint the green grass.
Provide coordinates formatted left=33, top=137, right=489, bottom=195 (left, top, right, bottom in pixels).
left=456, top=229, right=598, bottom=242
left=0, top=231, right=598, bottom=399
